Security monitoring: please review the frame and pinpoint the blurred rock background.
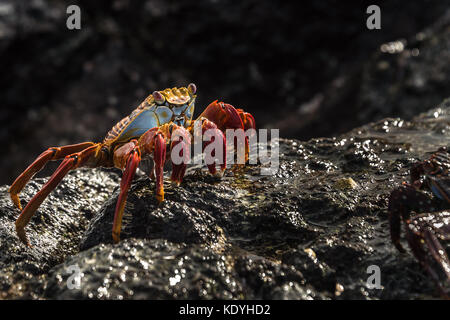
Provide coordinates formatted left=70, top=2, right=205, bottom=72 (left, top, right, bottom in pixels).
left=1, top=0, right=449, bottom=184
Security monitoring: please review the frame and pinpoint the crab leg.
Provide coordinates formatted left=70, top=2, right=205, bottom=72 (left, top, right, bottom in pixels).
left=111, top=130, right=170, bottom=243
left=422, top=230, right=450, bottom=279
left=153, top=133, right=166, bottom=203
left=406, top=213, right=450, bottom=297
left=388, top=184, right=436, bottom=253
left=9, top=142, right=95, bottom=210
left=111, top=140, right=141, bottom=244
left=15, top=144, right=99, bottom=246
left=236, top=109, right=256, bottom=162
left=138, top=128, right=168, bottom=203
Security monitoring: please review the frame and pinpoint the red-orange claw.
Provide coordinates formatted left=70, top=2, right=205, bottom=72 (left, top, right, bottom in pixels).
left=237, top=109, right=256, bottom=130
left=170, top=141, right=188, bottom=185
left=170, top=126, right=191, bottom=185
left=154, top=133, right=166, bottom=203
left=203, top=128, right=226, bottom=176
left=199, top=101, right=243, bottom=132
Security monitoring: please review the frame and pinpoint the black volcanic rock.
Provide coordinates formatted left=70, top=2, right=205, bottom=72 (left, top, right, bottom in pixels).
left=0, top=169, right=119, bottom=299
left=1, top=100, right=449, bottom=299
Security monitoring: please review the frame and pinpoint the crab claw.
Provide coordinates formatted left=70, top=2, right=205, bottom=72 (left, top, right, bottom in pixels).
left=237, top=109, right=256, bottom=130
left=198, top=100, right=244, bottom=132
left=201, top=119, right=227, bottom=176
left=170, top=126, right=191, bottom=185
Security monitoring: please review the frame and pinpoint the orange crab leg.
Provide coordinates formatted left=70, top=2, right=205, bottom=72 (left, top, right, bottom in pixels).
left=139, top=129, right=168, bottom=203
left=111, top=132, right=167, bottom=243
left=15, top=144, right=99, bottom=246
left=9, top=142, right=95, bottom=210
left=154, top=133, right=166, bottom=202
left=236, top=109, right=256, bottom=162
left=112, top=141, right=141, bottom=244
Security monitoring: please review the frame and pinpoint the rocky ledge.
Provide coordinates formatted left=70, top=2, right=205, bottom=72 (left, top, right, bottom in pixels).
left=1, top=100, right=449, bottom=299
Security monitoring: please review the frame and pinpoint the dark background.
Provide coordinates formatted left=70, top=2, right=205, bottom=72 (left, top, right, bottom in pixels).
left=1, top=0, right=449, bottom=184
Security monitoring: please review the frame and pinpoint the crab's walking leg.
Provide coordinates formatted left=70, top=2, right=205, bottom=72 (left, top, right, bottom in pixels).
left=153, top=133, right=166, bottom=202
left=111, top=130, right=167, bottom=243
left=406, top=213, right=450, bottom=297
left=388, top=183, right=436, bottom=253
left=15, top=144, right=99, bottom=246
left=111, top=140, right=141, bottom=244
left=236, top=108, right=256, bottom=162
left=9, top=142, right=95, bottom=210
left=138, top=128, right=168, bottom=202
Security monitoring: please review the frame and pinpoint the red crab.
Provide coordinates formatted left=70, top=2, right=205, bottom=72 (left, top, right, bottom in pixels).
left=388, top=147, right=450, bottom=296
left=9, top=84, right=255, bottom=246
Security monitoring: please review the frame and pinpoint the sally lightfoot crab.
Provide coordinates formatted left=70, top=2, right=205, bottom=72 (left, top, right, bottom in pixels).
left=388, top=147, right=450, bottom=295
left=9, top=83, right=255, bottom=246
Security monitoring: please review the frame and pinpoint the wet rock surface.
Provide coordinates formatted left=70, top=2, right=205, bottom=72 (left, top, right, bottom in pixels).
left=0, top=169, right=119, bottom=299
left=1, top=100, right=449, bottom=299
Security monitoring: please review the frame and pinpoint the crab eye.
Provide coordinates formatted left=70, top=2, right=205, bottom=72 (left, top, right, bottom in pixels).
left=152, top=91, right=165, bottom=104
left=188, top=83, right=196, bottom=95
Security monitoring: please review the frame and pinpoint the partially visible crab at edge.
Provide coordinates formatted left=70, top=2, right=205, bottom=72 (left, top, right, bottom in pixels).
left=388, top=146, right=450, bottom=297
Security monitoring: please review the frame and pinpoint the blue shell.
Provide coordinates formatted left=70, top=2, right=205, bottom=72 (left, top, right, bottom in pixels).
left=108, top=97, right=196, bottom=145
left=117, top=108, right=160, bottom=142
left=154, top=106, right=173, bottom=124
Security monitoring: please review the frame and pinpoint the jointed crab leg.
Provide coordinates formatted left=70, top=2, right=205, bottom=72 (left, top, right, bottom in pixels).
left=153, top=133, right=166, bottom=203
left=112, top=140, right=141, bottom=244
left=406, top=213, right=450, bottom=296
left=388, top=183, right=436, bottom=253
left=236, top=109, right=256, bottom=162
left=139, top=128, right=168, bottom=202
left=9, top=142, right=95, bottom=210
left=112, top=130, right=167, bottom=243
left=15, top=144, right=100, bottom=246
